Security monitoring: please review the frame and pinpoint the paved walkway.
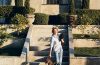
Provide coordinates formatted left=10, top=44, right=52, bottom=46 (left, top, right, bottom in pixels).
left=28, top=25, right=69, bottom=65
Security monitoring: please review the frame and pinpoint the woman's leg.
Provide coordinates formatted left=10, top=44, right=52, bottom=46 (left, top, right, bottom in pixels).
left=56, top=52, right=60, bottom=65
left=59, top=48, right=63, bottom=65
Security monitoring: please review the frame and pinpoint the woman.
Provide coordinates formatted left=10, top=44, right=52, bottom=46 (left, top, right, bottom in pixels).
left=49, top=27, right=64, bottom=65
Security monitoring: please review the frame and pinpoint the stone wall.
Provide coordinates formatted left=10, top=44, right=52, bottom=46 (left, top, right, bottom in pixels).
left=89, top=0, right=100, bottom=9
left=29, top=0, right=68, bottom=15
left=41, top=5, right=59, bottom=15
left=73, top=39, right=100, bottom=47
left=30, top=0, right=42, bottom=13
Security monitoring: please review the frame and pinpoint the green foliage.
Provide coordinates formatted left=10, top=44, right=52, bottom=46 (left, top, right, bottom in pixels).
left=82, top=0, right=90, bottom=9
left=0, top=32, right=8, bottom=46
left=73, top=34, right=100, bottom=39
left=0, top=6, right=25, bottom=17
left=25, top=7, right=35, bottom=14
left=24, top=0, right=35, bottom=14
left=69, top=0, right=76, bottom=14
left=0, top=6, right=35, bottom=17
left=33, top=13, right=49, bottom=25
left=0, top=6, right=35, bottom=23
left=76, top=9, right=100, bottom=25
left=58, top=13, right=69, bottom=24
left=11, top=14, right=29, bottom=35
left=11, top=13, right=29, bottom=25
left=75, top=47, right=100, bottom=57
left=77, top=14, right=93, bottom=25
left=0, top=6, right=13, bottom=17
left=15, top=0, right=23, bottom=6
left=24, top=0, right=30, bottom=8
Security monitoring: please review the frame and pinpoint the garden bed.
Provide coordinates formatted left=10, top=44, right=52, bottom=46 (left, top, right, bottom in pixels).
left=74, top=47, right=100, bottom=57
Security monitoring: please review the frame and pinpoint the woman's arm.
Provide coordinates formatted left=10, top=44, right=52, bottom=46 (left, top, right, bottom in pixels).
left=61, top=38, right=64, bottom=46
left=49, top=37, right=54, bottom=57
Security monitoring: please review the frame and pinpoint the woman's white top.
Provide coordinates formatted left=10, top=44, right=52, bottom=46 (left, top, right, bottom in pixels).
left=50, top=34, right=62, bottom=52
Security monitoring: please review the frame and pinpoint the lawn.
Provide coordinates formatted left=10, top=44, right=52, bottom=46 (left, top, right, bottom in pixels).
left=74, top=47, right=100, bottom=57
left=73, top=34, right=100, bottom=39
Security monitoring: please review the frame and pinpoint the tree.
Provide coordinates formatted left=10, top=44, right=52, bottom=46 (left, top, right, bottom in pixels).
left=69, top=0, right=76, bottom=15
left=24, top=0, right=35, bottom=14
left=82, top=0, right=90, bottom=9
left=15, top=0, right=23, bottom=6
left=24, top=0, right=30, bottom=8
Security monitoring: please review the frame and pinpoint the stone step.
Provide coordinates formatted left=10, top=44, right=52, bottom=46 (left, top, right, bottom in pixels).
left=32, top=25, right=67, bottom=29
left=30, top=62, right=69, bottom=65
left=30, top=46, right=69, bottom=51
left=30, top=42, right=69, bottom=47
left=32, top=25, right=54, bottom=29
left=29, top=51, right=69, bottom=56
left=29, top=56, right=69, bottom=62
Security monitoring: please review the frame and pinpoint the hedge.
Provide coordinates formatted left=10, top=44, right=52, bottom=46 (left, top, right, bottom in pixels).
left=33, top=13, right=49, bottom=25
left=58, top=13, right=69, bottom=25
left=82, top=0, right=90, bottom=9
left=73, top=34, right=100, bottom=39
left=15, top=0, right=23, bottom=6
left=0, top=6, right=35, bottom=17
left=76, top=9, right=100, bottom=25
left=0, top=6, right=35, bottom=23
left=75, top=47, right=100, bottom=57
left=69, top=0, right=76, bottom=14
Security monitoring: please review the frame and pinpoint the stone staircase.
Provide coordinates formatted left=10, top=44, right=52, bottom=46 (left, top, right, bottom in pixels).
left=29, top=25, right=69, bottom=65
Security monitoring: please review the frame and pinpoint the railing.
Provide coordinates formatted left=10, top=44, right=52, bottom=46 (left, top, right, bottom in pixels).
left=68, top=25, right=74, bottom=57
left=21, top=25, right=33, bottom=64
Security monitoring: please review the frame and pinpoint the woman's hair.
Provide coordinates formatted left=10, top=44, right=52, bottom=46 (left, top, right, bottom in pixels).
left=52, top=27, right=58, bottom=34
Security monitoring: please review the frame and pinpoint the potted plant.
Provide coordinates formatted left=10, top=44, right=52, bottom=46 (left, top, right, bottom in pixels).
left=24, top=0, right=35, bottom=25
left=69, top=0, right=77, bottom=26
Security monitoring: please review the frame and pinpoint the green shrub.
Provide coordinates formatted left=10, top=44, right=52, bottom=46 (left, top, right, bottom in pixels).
left=0, top=40, right=4, bottom=45
left=15, top=0, right=23, bottom=6
left=77, top=14, right=93, bottom=25
left=82, top=0, right=90, bottom=9
left=24, top=0, right=30, bottom=8
left=76, top=9, right=100, bottom=25
left=33, top=13, right=49, bottom=25
left=0, top=32, right=8, bottom=46
left=24, top=0, right=35, bottom=14
left=0, top=6, right=25, bottom=17
left=73, top=34, right=100, bottom=39
left=0, top=6, right=13, bottom=17
left=11, top=13, right=28, bottom=25
left=25, top=7, right=35, bottom=14
left=11, top=14, right=29, bottom=35
left=58, top=13, right=69, bottom=24
left=0, top=6, right=35, bottom=17
left=75, top=47, right=100, bottom=57
left=69, top=0, right=76, bottom=14
left=0, top=6, right=35, bottom=23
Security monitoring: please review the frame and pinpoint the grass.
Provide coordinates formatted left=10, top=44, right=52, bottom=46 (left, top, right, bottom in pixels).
left=74, top=47, right=100, bottom=57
